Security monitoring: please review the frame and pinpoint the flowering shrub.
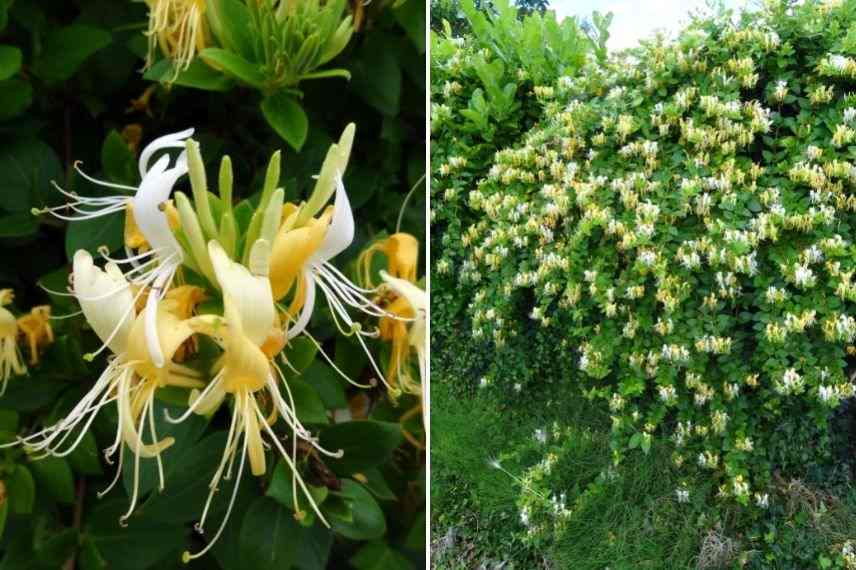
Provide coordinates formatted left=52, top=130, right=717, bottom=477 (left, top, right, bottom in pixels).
left=454, top=0, right=856, bottom=504
left=0, top=0, right=425, bottom=567
left=430, top=0, right=595, bottom=387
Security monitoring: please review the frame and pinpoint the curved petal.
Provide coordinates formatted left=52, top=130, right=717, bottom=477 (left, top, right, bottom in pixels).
left=73, top=250, right=135, bottom=354
left=133, top=154, right=187, bottom=260
left=208, top=241, right=275, bottom=346
left=138, top=128, right=195, bottom=178
left=313, top=177, right=354, bottom=263
left=287, top=269, right=316, bottom=340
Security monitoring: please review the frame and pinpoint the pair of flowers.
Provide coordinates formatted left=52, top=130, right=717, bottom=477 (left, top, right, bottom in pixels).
left=4, top=126, right=425, bottom=559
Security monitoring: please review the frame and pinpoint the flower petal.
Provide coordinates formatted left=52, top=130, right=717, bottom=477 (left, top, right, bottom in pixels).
left=208, top=241, right=275, bottom=346
left=73, top=250, right=135, bottom=354
left=313, top=177, right=354, bottom=263
left=138, top=128, right=195, bottom=178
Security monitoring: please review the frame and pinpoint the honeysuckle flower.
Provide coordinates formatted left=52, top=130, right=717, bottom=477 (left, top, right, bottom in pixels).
left=177, top=240, right=342, bottom=562
left=270, top=172, right=406, bottom=389
left=39, top=129, right=194, bottom=369
left=356, top=233, right=419, bottom=288
left=144, top=0, right=210, bottom=77
left=0, top=290, right=26, bottom=395
left=3, top=251, right=204, bottom=523
left=16, top=305, right=53, bottom=365
left=379, top=271, right=426, bottom=420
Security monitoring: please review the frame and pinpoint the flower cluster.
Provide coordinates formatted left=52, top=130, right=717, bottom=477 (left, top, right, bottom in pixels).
left=453, top=1, right=856, bottom=505
left=2, top=126, right=425, bottom=557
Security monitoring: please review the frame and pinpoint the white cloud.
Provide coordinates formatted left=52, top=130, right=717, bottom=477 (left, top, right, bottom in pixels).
left=549, top=0, right=747, bottom=51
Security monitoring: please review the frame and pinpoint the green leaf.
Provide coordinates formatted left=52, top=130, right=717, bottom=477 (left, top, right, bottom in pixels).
left=238, top=497, right=300, bottom=570
left=100, top=130, right=136, bottom=185
left=0, top=45, right=22, bottom=80
left=350, top=33, right=401, bottom=116
left=393, top=0, right=425, bottom=54
left=303, top=361, right=347, bottom=409
left=0, top=500, right=7, bottom=542
left=319, top=421, right=404, bottom=475
left=284, top=376, right=329, bottom=424
left=294, top=524, right=333, bottom=570
left=87, top=498, right=187, bottom=570
left=0, top=78, right=32, bottom=120
left=32, top=25, right=112, bottom=82
left=267, top=458, right=329, bottom=513
left=0, top=212, right=38, bottom=237
left=35, top=528, right=79, bottom=567
left=78, top=537, right=108, bottom=570
left=350, top=541, right=413, bottom=570
left=29, top=457, right=75, bottom=504
left=143, top=58, right=234, bottom=91
left=0, top=138, right=63, bottom=212
left=283, top=336, right=319, bottom=372
left=7, top=465, right=35, bottom=514
left=328, top=480, right=386, bottom=540
left=121, top=400, right=208, bottom=501
left=0, top=410, right=17, bottom=432
left=65, top=209, right=124, bottom=260
left=261, top=93, right=309, bottom=151
left=67, top=430, right=103, bottom=476
left=206, top=0, right=257, bottom=61
left=361, top=468, right=396, bottom=501
left=199, top=47, right=264, bottom=87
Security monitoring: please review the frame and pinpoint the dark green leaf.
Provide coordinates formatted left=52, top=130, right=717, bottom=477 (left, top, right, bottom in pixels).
left=65, top=209, right=124, bottom=260
left=350, top=33, right=401, bottom=116
left=100, top=130, right=136, bottom=185
left=284, top=335, right=319, bottom=372
left=0, top=78, right=32, bottom=121
left=0, top=212, right=38, bottom=237
left=303, top=361, right=347, bottom=409
left=350, top=540, right=413, bottom=570
left=328, top=480, right=386, bottom=540
left=238, top=497, right=300, bottom=570
left=261, top=93, right=309, bottom=151
left=32, top=25, right=112, bottom=82
left=0, top=138, right=63, bottom=212
left=284, top=376, right=329, bottom=424
left=29, top=456, right=75, bottom=503
left=0, top=45, right=22, bottom=80
left=319, top=421, right=404, bottom=475
left=7, top=465, right=35, bottom=514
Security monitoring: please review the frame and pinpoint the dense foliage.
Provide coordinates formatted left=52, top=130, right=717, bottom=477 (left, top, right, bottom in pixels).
left=432, top=0, right=856, bottom=552
left=0, top=1, right=425, bottom=569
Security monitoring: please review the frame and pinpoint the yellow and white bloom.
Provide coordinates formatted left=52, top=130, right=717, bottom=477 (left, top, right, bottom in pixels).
left=271, top=174, right=410, bottom=389
left=0, top=290, right=26, bottom=394
left=144, top=0, right=210, bottom=76
left=40, top=129, right=194, bottom=368
left=178, top=240, right=341, bottom=562
left=4, top=250, right=203, bottom=524
left=379, top=271, right=426, bottom=411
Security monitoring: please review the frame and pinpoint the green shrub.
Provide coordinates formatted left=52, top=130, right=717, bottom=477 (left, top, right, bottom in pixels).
left=454, top=0, right=856, bottom=506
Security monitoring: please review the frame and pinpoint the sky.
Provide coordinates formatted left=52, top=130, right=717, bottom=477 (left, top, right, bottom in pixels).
left=549, top=0, right=750, bottom=50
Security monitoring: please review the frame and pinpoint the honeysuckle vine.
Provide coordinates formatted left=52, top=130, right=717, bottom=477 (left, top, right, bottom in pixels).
left=1, top=123, right=426, bottom=555
left=435, top=0, right=856, bottom=509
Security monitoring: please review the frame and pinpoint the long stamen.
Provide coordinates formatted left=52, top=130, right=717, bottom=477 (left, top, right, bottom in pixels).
left=183, top=420, right=248, bottom=563
left=147, top=388, right=167, bottom=491
left=255, top=405, right=330, bottom=526
left=72, top=163, right=138, bottom=192
left=299, top=331, right=375, bottom=389
left=163, top=374, right=223, bottom=423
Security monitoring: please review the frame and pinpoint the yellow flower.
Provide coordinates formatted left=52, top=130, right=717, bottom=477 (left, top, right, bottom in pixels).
left=356, top=232, right=419, bottom=288
left=179, top=240, right=340, bottom=562
left=379, top=271, right=426, bottom=397
left=0, top=290, right=26, bottom=394
left=16, top=305, right=54, bottom=366
left=5, top=251, right=203, bottom=524
left=145, top=0, right=210, bottom=77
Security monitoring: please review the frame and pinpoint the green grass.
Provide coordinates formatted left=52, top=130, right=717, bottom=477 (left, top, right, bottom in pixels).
left=431, top=376, right=856, bottom=569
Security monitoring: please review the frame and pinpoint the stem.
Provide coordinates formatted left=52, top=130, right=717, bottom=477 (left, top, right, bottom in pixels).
left=62, top=477, right=86, bottom=570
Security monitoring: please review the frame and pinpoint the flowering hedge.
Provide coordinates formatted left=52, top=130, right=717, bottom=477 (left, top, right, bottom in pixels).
left=437, top=0, right=856, bottom=505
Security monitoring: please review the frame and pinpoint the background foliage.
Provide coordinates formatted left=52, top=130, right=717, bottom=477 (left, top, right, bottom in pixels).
left=431, top=0, right=856, bottom=567
left=0, top=0, right=425, bottom=568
